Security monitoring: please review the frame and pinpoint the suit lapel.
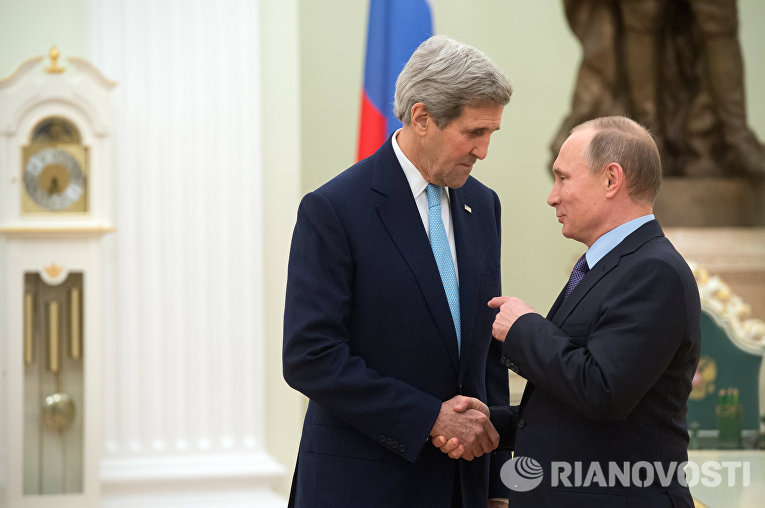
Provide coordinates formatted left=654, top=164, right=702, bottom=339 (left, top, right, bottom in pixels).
left=550, top=220, right=665, bottom=326
left=550, top=256, right=613, bottom=326
left=372, top=142, right=460, bottom=374
left=450, top=187, right=480, bottom=381
left=545, top=288, right=567, bottom=321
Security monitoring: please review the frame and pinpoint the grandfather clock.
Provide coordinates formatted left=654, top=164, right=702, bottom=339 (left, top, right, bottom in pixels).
left=0, top=47, right=115, bottom=507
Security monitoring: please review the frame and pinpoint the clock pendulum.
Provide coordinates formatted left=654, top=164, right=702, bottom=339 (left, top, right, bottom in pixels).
left=23, top=271, right=84, bottom=495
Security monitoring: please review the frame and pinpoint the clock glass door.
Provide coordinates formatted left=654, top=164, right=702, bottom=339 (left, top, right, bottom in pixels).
left=23, top=272, right=84, bottom=495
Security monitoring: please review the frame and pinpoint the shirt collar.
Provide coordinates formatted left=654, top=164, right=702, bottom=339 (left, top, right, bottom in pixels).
left=586, top=214, right=655, bottom=268
left=391, top=129, right=450, bottom=203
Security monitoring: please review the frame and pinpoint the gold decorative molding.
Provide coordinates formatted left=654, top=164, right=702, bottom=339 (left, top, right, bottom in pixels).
left=0, top=225, right=116, bottom=236
left=45, top=46, right=65, bottom=74
left=690, top=262, right=765, bottom=351
left=44, top=263, right=64, bottom=280
left=689, top=356, right=717, bottom=401
left=24, top=293, right=35, bottom=365
left=693, top=498, right=709, bottom=508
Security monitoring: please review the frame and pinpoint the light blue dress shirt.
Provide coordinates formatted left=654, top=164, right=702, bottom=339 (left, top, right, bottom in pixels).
left=585, top=214, right=655, bottom=269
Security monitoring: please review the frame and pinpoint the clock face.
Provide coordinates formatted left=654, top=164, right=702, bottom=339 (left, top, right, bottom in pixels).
left=23, top=148, right=86, bottom=211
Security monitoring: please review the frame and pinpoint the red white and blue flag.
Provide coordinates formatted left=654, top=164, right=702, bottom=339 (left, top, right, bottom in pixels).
left=356, top=0, right=433, bottom=161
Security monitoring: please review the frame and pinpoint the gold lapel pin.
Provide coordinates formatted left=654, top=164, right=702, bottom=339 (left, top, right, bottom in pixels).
left=464, top=204, right=472, bottom=214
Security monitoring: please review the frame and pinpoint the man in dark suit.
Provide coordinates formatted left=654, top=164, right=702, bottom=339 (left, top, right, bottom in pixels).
left=436, top=116, right=701, bottom=507
left=282, top=35, right=514, bottom=507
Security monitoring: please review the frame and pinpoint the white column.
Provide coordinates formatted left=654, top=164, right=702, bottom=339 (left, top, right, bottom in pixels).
left=259, top=0, right=306, bottom=498
left=87, top=1, right=284, bottom=505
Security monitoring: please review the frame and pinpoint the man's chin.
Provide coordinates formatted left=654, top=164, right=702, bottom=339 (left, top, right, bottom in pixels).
left=447, top=176, right=471, bottom=189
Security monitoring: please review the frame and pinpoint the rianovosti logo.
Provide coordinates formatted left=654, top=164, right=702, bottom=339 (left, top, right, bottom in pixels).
left=500, top=457, right=751, bottom=491
left=499, top=457, right=544, bottom=492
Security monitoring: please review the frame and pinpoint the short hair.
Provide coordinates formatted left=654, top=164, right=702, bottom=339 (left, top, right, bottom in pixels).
left=394, top=35, right=512, bottom=128
left=573, top=116, right=662, bottom=203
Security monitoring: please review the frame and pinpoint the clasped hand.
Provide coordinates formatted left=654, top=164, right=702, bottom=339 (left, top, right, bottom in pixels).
left=429, top=395, right=498, bottom=460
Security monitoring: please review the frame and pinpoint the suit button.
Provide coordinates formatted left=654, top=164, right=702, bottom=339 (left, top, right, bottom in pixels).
left=458, top=383, right=463, bottom=392
left=378, top=435, right=385, bottom=443
left=518, top=419, right=525, bottom=429
left=398, top=444, right=406, bottom=453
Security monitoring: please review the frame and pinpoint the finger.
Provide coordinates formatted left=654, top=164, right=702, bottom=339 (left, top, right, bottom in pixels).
left=467, top=398, right=489, bottom=417
left=440, top=437, right=461, bottom=454
left=489, top=426, right=500, bottom=449
left=431, top=435, right=447, bottom=448
left=477, top=432, right=494, bottom=455
left=474, top=418, right=497, bottom=453
left=492, top=322, right=508, bottom=342
left=452, top=397, right=470, bottom=413
left=481, top=421, right=500, bottom=453
left=487, top=296, right=508, bottom=309
left=447, top=444, right=465, bottom=459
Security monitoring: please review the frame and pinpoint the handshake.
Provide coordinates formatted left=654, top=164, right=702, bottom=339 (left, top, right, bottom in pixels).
left=429, top=395, right=498, bottom=460
left=427, top=296, right=536, bottom=460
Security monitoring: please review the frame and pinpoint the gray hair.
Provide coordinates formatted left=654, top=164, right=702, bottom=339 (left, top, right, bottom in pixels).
left=574, top=116, right=662, bottom=203
left=394, top=35, right=512, bottom=128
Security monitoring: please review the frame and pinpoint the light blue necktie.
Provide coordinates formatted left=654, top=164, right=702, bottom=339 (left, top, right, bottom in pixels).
left=426, top=183, right=461, bottom=355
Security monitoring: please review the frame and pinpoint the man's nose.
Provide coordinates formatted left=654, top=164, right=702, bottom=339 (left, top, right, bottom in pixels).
left=547, top=186, right=559, bottom=207
left=472, top=136, right=491, bottom=160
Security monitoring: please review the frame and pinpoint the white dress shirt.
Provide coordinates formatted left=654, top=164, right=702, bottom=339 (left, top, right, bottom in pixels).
left=392, top=130, right=459, bottom=282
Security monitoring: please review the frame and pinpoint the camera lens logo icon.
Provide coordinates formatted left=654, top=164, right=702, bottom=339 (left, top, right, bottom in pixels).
left=500, top=456, right=544, bottom=492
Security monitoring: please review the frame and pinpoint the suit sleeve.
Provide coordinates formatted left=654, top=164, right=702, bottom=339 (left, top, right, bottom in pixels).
left=282, top=191, right=442, bottom=463
left=486, top=190, right=513, bottom=498
left=504, top=258, right=690, bottom=422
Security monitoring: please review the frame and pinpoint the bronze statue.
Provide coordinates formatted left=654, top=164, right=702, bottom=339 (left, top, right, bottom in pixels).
left=552, top=0, right=765, bottom=178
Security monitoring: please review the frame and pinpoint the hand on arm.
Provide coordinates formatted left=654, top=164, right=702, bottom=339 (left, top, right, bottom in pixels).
left=430, top=396, right=497, bottom=460
left=488, top=296, right=536, bottom=342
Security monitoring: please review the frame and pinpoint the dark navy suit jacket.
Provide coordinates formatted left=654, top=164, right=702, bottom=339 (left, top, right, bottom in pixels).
left=283, top=138, right=510, bottom=506
left=491, top=220, right=701, bottom=507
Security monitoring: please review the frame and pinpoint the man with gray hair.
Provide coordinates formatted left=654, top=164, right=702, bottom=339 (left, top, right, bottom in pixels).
left=283, top=35, right=513, bottom=506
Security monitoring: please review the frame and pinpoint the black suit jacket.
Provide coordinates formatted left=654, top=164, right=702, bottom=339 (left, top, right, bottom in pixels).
left=492, top=220, right=700, bottom=507
left=283, top=138, right=510, bottom=506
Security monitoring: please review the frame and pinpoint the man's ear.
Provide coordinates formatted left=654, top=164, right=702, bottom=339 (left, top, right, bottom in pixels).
left=604, top=162, right=624, bottom=198
left=410, top=102, right=430, bottom=136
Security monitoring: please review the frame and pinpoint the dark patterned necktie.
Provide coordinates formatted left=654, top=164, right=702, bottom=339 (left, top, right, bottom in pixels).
left=563, top=254, right=589, bottom=300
